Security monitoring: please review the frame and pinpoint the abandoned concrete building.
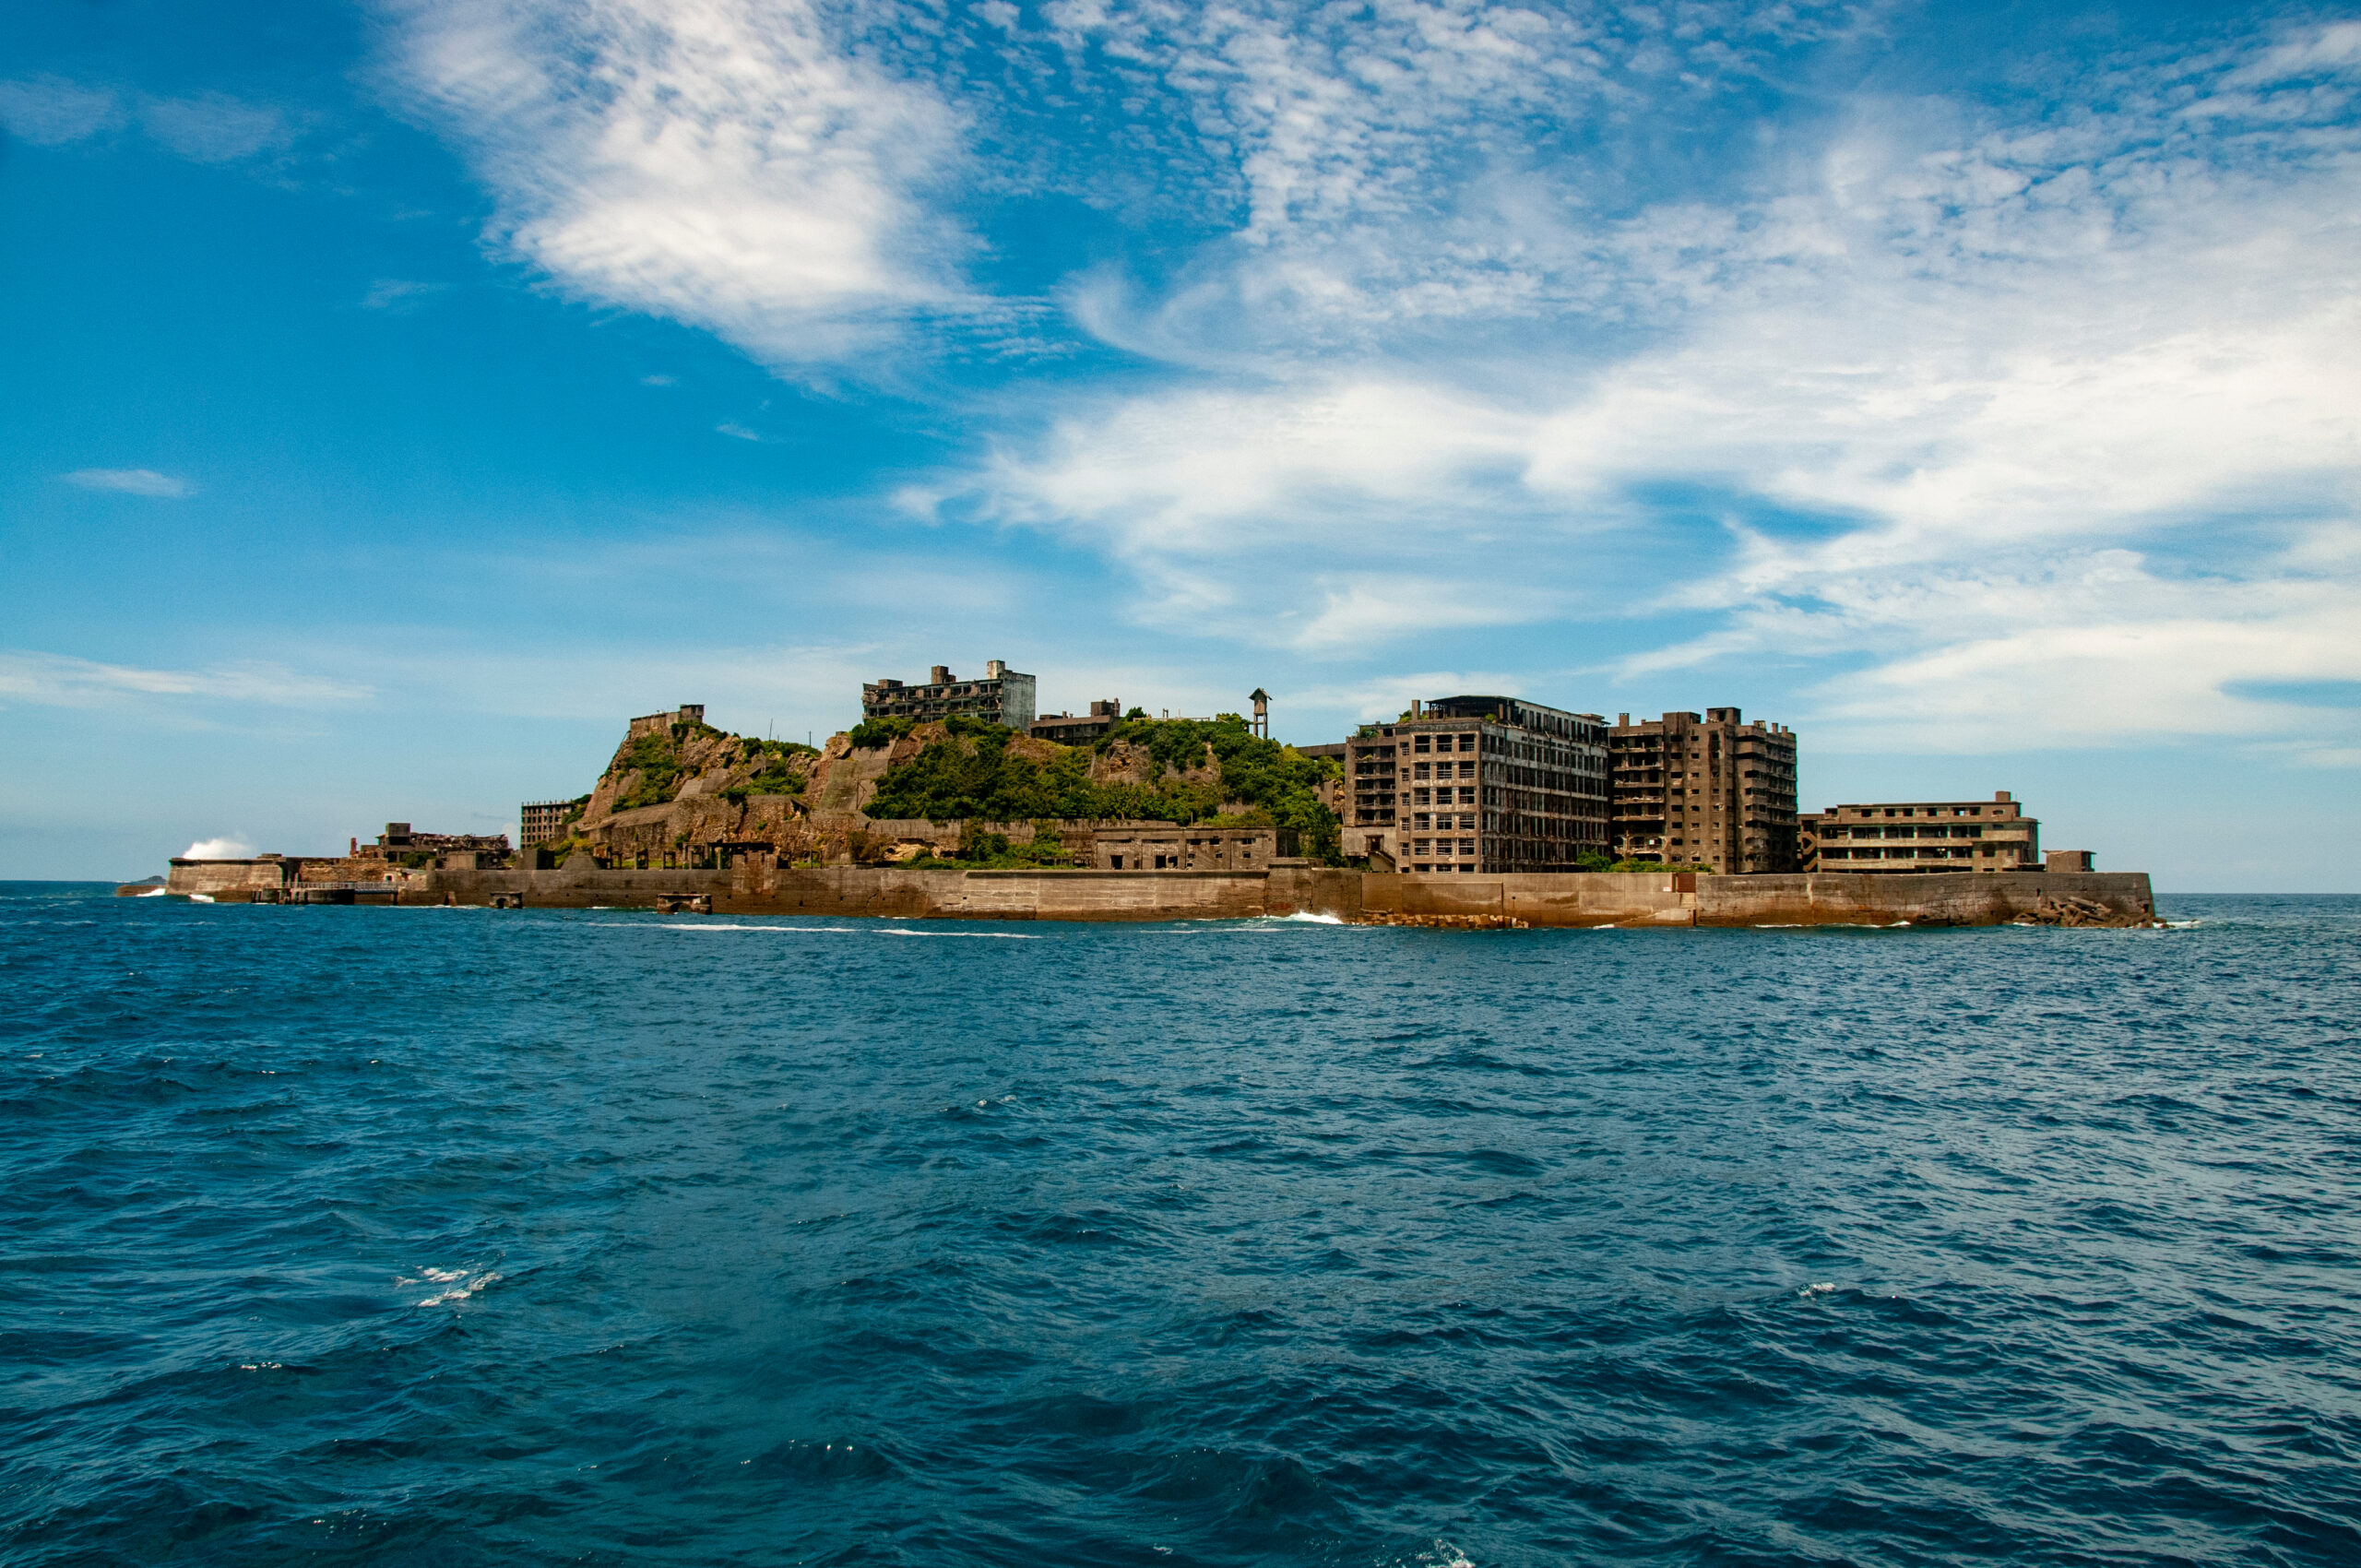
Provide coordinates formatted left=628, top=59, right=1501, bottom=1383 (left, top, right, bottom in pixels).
left=362, top=823, right=512, bottom=861
left=1030, top=699, right=1123, bottom=744
left=1799, top=792, right=2039, bottom=872
left=1091, top=824, right=1299, bottom=871
left=1608, top=709, right=1799, bottom=873
left=519, top=800, right=579, bottom=847
left=863, top=661, right=1038, bottom=730
left=626, top=705, right=706, bottom=741
left=1345, top=695, right=1609, bottom=873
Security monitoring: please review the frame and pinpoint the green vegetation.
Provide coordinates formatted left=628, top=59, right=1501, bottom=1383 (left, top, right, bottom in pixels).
left=611, top=730, right=690, bottom=811
left=722, top=737, right=817, bottom=805
left=861, top=715, right=1346, bottom=862
left=847, top=715, right=917, bottom=750
left=1573, top=851, right=1714, bottom=873
left=896, top=822, right=1081, bottom=870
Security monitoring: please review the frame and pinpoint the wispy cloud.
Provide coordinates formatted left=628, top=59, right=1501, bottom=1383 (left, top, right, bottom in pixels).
left=0, top=78, right=300, bottom=163
left=138, top=92, right=295, bottom=162
left=0, top=76, right=121, bottom=144
left=899, top=18, right=2361, bottom=748
left=382, top=0, right=978, bottom=365
left=361, top=278, right=449, bottom=312
left=64, top=469, right=193, bottom=498
left=0, top=652, right=372, bottom=709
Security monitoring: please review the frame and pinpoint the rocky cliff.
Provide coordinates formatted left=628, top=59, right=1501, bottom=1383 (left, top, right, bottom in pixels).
left=552, top=713, right=1323, bottom=869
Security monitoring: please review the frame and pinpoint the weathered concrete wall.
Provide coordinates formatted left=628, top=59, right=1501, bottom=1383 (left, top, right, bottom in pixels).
left=166, top=858, right=291, bottom=897
left=174, top=860, right=2153, bottom=927
left=1368, top=872, right=1695, bottom=926
left=1698, top=871, right=2153, bottom=927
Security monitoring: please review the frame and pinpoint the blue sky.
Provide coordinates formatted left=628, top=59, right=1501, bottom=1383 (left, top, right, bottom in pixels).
left=4, top=0, right=2357, bottom=889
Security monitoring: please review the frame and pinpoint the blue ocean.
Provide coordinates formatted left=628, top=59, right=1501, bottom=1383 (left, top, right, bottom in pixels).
left=3, top=885, right=2355, bottom=1566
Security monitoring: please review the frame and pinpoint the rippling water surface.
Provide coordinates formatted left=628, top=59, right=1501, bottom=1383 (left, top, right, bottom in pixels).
left=3, top=885, right=2356, bottom=1566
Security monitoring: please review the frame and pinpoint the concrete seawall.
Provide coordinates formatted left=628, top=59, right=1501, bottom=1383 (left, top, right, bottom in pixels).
left=164, top=861, right=2156, bottom=928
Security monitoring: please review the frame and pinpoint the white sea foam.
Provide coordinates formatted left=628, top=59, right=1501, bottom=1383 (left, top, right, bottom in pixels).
left=1272, top=910, right=1345, bottom=924
left=1800, top=1282, right=1837, bottom=1298
left=137, top=887, right=169, bottom=897
left=188, top=894, right=215, bottom=903
left=408, top=1266, right=501, bottom=1307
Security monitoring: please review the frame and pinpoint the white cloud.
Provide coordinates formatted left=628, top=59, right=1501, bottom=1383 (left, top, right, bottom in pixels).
left=0, top=652, right=372, bottom=709
left=917, top=19, right=2361, bottom=748
left=0, top=76, right=120, bottom=144
left=382, top=0, right=976, bottom=364
left=64, top=469, right=194, bottom=498
left=716, top=422, right=762, bottom=441
left=183, top=836, right=257, bottom=861
left=361, top=279, right=449, bottom=311
left=139, top=92, right=294, bottom=162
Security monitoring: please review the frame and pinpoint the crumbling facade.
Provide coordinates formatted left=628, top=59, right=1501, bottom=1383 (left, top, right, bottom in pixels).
left=1346, top=695, right=1608, bottom=873
left=1799, top=792, right=2038, bottom=873
left=627, top=705, right=706, bottom=740
left=864, top=661, right=1037, bottom=730
left=1091, top=824, right=1298, bottom=870
left=364, top=823, right=513, bottom=860
left=1608, top=709, right=1798, bottom=873
left=519, top=800, right=577, bottom=847
left=1030, top=699, right=1123, bottom=744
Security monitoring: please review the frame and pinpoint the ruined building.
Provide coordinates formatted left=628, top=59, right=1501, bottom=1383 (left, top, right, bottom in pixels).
left=362, top=822, right=512, bottom=860
left=1030, top=699, right=1123, bottom=744
left=628, top=704, right=706, bottom=740
left=519, top=800, right=576, bottom=847
left=1799, top=793, right=2039, bottom=872
left=1346, top=695, right=1609, bottom=873
left=1607, top=709, right=1799, bottom=873
left=863, top=661, right=1037, bottom=730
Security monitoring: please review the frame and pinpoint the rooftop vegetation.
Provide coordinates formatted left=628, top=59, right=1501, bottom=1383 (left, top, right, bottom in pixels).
left=862, top=715, right=1346, bottom=862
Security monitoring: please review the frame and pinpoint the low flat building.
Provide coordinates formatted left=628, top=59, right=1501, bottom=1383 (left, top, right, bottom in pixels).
left=1800, top=792, right=2039, bottom=872
left=864, top=660, right=1037, bottom=730
left=1346, top=695, right=1608, bottom=873
left=1030, top=699, right=1123, bottom=745
left=1092, top=823, right=1297, bottom=870
left=1608, top=708, right=1799, bottom=873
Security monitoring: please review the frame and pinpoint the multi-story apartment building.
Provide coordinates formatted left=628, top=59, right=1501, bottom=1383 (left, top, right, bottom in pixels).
left=1345, top=695, right=1608, bottom=873
left=862, top=660, right=1037, bottom=730
left=519, top=799, right=577, bottom=847
left=1799, top=792, right=2038, bottom=872
left=1608, top=708, right=1798, bottom=873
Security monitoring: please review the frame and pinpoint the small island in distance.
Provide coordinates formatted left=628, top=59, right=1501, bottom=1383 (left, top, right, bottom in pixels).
left=144, top=661, right=2155, bottom=929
